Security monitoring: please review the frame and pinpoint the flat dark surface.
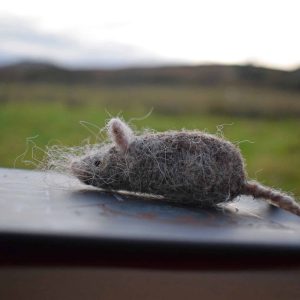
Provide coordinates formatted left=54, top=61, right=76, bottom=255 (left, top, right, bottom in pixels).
left=0, top=168, right=300, bottom=269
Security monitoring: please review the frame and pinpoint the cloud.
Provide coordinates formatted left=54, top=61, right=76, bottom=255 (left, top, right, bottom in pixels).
left=0, top=15, right=77, bottom=48
left=0, top=15, right=168, bottom=68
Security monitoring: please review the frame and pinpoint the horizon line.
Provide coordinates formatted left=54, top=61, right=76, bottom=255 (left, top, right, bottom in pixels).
left=1, top=58, right=300, bottom=73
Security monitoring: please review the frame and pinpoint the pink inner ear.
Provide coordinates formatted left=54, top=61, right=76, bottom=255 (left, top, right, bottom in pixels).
left=107, top=118, right=134, bottom=152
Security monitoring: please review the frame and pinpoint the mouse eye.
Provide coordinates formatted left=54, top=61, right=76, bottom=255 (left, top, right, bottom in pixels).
left=94, top=160, right=101, bottom=167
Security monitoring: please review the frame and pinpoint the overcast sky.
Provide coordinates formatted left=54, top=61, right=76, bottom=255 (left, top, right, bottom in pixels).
left=0, top=0, right=299, bottom=69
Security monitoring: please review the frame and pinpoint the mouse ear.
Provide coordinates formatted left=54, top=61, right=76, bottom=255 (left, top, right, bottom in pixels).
left=107, top=118, right=135, bottom=152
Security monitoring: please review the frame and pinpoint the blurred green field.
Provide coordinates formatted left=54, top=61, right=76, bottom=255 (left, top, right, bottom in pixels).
left=0, top=82, right=299, bottom=197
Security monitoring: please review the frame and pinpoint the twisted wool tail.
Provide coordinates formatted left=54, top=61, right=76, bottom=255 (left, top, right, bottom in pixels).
left=243, top=181, right=300, bottom=216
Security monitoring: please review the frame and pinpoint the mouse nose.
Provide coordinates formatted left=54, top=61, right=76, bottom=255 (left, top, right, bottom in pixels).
left=71, top=161, right=89, bottom=181
left=71, top=160, right=94, bottom=185
left=71, top=160, right=80, bottom=176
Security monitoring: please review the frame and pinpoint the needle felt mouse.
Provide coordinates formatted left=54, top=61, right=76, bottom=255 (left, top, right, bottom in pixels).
left=69, top=118, right=300, bottom=216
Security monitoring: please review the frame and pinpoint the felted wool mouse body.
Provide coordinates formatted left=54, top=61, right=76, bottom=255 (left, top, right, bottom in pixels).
left=71, top=118, right=300, bottom=216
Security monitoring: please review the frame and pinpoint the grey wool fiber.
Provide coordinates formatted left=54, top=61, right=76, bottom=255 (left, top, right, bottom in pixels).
left=45, top=118, right=300, bottom=216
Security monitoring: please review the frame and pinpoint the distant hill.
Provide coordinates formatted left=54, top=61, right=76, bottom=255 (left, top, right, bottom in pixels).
left=0, top=61, right=300, bottom=90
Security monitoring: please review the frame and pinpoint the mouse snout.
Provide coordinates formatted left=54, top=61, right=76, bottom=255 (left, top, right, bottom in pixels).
left=71, top=160, right=92, bottom=184
left=71, top=160, right=83, bottom=177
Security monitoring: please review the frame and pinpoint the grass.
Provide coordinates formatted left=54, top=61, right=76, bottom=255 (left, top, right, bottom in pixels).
left=1, top=82, right=300, bottom=117
left=0, top=82, right=299, bottom=197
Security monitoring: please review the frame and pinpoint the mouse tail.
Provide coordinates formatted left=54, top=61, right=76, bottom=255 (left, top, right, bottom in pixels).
left=242, top=181, right=300, bottom=216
